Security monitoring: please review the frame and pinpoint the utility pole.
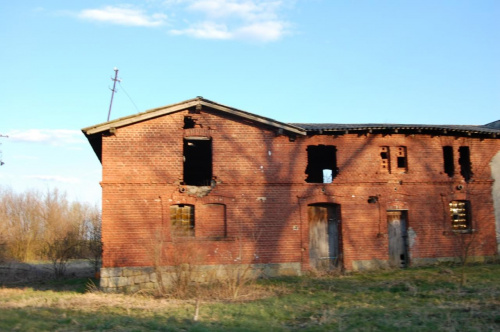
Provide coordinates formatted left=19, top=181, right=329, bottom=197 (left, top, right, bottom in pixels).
left=107, top=68, right=121, bottom=122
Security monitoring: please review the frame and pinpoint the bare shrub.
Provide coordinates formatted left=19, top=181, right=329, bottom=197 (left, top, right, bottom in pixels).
left=0, top=186, right=102, bottom=279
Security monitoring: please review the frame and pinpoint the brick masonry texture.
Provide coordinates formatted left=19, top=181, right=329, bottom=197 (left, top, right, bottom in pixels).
left=96, top=106, right=500, bottom=286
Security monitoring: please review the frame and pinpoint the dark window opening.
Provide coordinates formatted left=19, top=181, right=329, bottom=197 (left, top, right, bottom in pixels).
left=380, top=146, right=390, bottom=173
left=397, top=157, right=406, bottom=168
left=183, top=116, right=196, bottom=129
left=458, top=146, right=472, bottom=182
left=305, top=145, right=338, bottom=183
left=183, top=138, right=212, bottom=186
left=170, top=204, right=195, bottom=237
left=396, top=146, right=407, bottom=172
left=443, top=146, right=455, bottom=177
left=449, top=200, right=471, bottom=232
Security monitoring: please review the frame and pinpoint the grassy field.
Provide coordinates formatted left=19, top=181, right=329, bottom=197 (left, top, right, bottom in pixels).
left=1, top=264, right=499, bottom=331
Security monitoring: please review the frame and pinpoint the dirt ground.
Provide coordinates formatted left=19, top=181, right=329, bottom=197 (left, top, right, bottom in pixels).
left=0, top=260, right=95, bottom=284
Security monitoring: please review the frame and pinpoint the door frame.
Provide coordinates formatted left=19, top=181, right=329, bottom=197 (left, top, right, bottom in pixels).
left=307, top=203, right=343, bottom=271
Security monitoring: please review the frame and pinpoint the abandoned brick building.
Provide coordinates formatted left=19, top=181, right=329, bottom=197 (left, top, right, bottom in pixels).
left=82, top=97, right=500, bottom=292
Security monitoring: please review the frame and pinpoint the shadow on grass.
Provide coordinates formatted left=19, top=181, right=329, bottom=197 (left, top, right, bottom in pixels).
left=1, top=277, right=98, bottom=293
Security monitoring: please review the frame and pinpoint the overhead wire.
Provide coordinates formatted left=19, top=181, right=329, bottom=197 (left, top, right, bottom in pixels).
left=118, top=81, right=141, bottom=113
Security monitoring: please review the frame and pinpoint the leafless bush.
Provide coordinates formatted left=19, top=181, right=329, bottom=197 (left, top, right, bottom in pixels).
left=0, top=186, right=102, bottom=278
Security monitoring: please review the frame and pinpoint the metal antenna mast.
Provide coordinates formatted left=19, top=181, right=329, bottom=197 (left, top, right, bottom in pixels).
left=107, top=68, right=121, bottom=122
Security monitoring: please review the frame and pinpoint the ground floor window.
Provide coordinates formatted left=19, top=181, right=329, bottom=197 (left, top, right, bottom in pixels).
left=449, top=200, right=471, bottom=232
left=170, top=204, right=195, bottom=237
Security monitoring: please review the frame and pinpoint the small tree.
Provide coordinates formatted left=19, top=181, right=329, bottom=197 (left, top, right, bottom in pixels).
left=43, top=232, right=79, bottom=278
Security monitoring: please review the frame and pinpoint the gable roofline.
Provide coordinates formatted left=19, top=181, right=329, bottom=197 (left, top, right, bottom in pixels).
left=82, top=97, right=306, bottom=136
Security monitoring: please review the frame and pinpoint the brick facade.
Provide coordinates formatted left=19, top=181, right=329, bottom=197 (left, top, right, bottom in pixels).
left=83, top=98, right=500, bottom=292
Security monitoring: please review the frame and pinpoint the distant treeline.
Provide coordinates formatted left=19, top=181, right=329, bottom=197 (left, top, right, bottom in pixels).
left=0, top=186, right=101, bottom=277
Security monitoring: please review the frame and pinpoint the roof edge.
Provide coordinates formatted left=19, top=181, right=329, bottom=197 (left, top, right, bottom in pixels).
left=82, top=97, right=306, bottom=136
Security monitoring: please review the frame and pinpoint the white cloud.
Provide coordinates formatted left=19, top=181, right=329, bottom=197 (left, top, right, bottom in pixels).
left=234, top=20, right=286, bottom=42
left=72, top=1, right=292, bottom=42
left=170, top=21, right=232, bottom=39
left=7, top=129, right=85, bottom=146
left=77, top=6, right=167, bottom=27
left=170, top=0, right=290, bottom=42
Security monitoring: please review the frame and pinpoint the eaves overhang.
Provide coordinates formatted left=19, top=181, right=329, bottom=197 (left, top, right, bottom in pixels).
left=290, top=123, right=500, bottom=138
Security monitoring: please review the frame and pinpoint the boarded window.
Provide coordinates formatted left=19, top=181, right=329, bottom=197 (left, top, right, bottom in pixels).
left=443, top=146, right=454, bottom=177
left=183, top=138, right=212, bottom=186
left=380, top=146, right=390, bottom=173
left=305, top=145, right=338, bottom=183
left=202, top=204, right=226, bottom=238
left=458, top=146, right=472, bottom=182
left=449, top=200, right=471, bottom=232
left=170, top=204, right=195, bottom=237
left=396, top=146, right=407, bottom=172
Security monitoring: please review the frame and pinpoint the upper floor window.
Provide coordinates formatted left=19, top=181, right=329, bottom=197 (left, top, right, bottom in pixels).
left=379, top=146, right=407, bottom=173
left=449, top=200, right=471, bottom=232
left=396, top=146, right=407, bottom=173
left=443, top=146, right=455, bottom=177
left=458, top=146, right=472, bottom=182
left=380, top=146, right=391, bottom=173
left=183, top=138, right=212, bottom=186
left=305, top=145, right=338, bottom=183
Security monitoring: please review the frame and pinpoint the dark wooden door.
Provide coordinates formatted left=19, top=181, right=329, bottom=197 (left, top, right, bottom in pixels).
left=387, top=210, right=409, bottom=268
left=308, top=204, right=341, bottom=270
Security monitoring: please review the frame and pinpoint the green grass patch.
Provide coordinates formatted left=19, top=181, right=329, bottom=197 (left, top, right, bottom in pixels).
left=1, top=264, right=499, bottom=331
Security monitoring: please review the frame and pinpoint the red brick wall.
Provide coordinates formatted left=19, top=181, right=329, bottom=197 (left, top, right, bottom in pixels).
left=100, top=107, right=499, bottom=270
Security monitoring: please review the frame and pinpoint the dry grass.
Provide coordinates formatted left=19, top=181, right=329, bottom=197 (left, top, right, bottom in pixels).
left=0, top=263, right=499, bottom=331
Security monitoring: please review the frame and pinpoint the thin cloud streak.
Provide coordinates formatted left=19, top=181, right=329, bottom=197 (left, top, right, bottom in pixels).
left=7, top=129, right=85, bottom=146
left=27, top=175, right=81, bottom=184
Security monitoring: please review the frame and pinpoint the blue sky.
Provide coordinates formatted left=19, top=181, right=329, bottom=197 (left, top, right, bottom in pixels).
left=0, top=0, right=499, bottom=204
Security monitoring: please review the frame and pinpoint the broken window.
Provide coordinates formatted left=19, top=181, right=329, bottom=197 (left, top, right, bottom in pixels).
left=458, top=146, right=472, bottom=182
left=449, top=200, right=471, bottom=232
left=183, top=116, right=196, bottom=129
left=305, top=145, right=338, bottom=183
left=183, top=138, right=212, bottom=186
left=443, top=146, right=455, bottom=177
left=380, top=146, right=390, bottom=173
left=396, top=146, right=407, bottom=172
left=170, top=204, right=195, bottom=237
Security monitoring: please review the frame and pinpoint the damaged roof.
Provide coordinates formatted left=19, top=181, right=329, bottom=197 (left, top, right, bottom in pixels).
left=291, top=122, right=500, bottom=137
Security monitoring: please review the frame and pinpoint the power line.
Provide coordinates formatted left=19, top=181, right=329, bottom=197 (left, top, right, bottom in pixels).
left=118, top=81, right=141, bottom=113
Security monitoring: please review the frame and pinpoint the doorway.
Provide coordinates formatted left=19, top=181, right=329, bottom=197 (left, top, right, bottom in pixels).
left=387, top=210, right=409, bottom=268
left=308, top=204, right=342, bottom=271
